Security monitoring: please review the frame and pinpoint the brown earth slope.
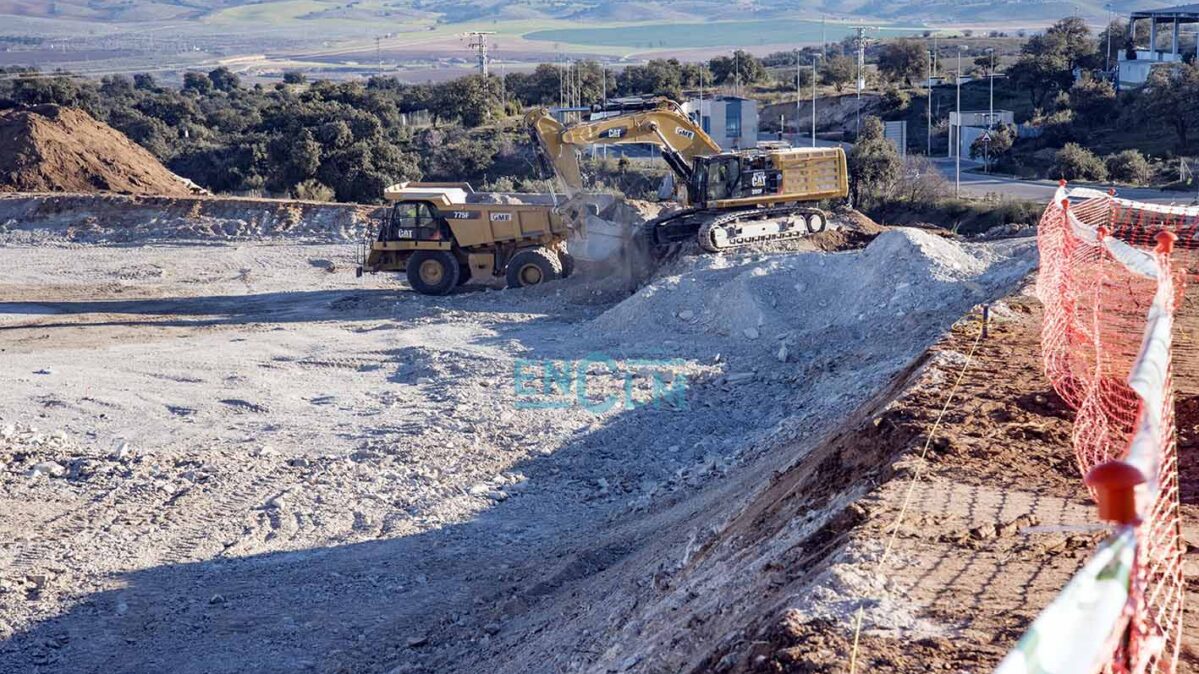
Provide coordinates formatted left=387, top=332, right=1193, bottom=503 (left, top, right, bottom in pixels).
left=704, top=292, right=1199, bottom=673
left=0, top=105, right=192, bottom=196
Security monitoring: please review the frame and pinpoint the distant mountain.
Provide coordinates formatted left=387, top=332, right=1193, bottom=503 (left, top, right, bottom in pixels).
left=0, top=0, right=1169, bottom=26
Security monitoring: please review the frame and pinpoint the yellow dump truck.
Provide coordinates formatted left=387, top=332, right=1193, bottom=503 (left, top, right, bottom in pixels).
left=357, top=182, right=572, bottom=295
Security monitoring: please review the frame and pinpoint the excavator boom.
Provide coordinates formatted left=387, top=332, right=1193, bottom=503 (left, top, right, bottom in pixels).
left=525, top=100, right=721, bottom=195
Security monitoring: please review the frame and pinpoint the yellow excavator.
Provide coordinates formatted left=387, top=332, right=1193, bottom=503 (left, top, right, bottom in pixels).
left=526, top=98, right=849, bottom=252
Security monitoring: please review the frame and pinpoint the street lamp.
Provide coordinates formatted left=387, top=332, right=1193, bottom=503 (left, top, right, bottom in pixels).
left=811, top=54, right=820, bottom=147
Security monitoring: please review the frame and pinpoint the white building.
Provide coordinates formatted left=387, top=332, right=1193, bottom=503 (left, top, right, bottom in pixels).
left=948, top=110, right=1015, bottom=158
left=1118, top=4, right=1199, bottom=88
left=681, top=96, right=758, bottom=151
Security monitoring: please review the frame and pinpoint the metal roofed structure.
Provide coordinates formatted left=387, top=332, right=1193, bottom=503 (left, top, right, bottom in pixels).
left=1120, top=4, right=1199, bottom=87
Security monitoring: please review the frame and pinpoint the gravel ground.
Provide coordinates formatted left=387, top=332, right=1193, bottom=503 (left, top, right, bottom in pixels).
left=0, top=227, right=1035, bottom=673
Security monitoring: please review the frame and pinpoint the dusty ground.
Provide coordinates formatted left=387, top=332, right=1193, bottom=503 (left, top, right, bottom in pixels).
left=0, top=219, right=1191, bottom=673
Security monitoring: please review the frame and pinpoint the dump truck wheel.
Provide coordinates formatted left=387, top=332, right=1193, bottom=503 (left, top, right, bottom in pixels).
left=406, top=251, right=460, bottom=295
left=506, top=247, right=561, bottom=289
left=558, top=250, right=575, bottom=279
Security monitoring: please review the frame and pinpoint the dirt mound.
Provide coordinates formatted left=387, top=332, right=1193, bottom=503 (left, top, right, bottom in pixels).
left=0, top=105, right=193, bottom=196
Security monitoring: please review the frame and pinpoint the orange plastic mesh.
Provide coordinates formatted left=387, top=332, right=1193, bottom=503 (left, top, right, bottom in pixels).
left=1035, top=191, right=1185, bottom=673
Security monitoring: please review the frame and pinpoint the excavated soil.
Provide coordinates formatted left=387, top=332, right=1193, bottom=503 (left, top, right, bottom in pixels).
left=0, top=106, right=194, bottom=197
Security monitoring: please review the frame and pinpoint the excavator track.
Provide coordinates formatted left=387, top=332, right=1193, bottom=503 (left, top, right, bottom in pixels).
left=698, top=206, right=827, bottom=252
left=645, top=205, right=828, bottom=253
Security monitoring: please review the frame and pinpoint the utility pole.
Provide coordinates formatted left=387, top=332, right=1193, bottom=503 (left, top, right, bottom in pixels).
left=956, top=46, right=963, bottom=197
left=812, top=54, right=820, bottom=147
left=927, top=49, right=933, bottom=156
left=1105, top=2, right=1114, bottom=74
left=734, top=49, right=741, bottom=97
left=852, top=26, right=877, bottom=138
left=465, top=31, right=495, bottom=75
left=932, top=35, right=938, bottom=79
left=987, top=47, right=995, bottom=173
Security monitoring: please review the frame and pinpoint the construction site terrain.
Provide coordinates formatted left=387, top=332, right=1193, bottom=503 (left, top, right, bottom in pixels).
left=1, top=192, right=1193, bottom=673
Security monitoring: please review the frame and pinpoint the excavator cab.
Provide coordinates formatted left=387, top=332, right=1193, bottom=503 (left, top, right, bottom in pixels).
left=688, top=152, right=784, bottom=208
left=691, top=155, right=739, bottom=203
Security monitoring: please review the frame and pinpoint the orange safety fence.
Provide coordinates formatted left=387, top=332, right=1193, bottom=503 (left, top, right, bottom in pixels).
left=1031, top=185, right=1185, bottom=673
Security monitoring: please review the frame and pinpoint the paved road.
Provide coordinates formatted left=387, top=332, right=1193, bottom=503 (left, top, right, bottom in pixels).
left=930, top=158, right=1189, bottom=205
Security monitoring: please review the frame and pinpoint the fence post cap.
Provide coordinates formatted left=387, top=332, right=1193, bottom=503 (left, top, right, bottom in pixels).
left=1085, top=461, right=1145, bottom=525
left=1108, top=187, right=1117, bottom=196
left=1086, top=461, right=1145, bottom=488
left=1061, top=198, right=1070, bottom=211
left=1097, top=225, right=1109, bottom=239
left=1155, top=230, right=1178, bottom=254
left=1059, top=179, right=1067, bottom=187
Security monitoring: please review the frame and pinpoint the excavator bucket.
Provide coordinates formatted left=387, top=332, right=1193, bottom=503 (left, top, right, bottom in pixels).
left=524, top=108, right=584, bottom=195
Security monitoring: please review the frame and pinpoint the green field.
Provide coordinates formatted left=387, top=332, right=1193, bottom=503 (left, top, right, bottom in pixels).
left=524, top=20, right=925, bottom=49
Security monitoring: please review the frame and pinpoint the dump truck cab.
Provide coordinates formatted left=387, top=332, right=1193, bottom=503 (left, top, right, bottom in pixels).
left=357, top=182, right=573, bottom=296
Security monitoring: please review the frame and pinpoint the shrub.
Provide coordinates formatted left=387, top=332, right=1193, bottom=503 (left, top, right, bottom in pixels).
left=880, top=87, right=911, bottom=115
left=292, top=179, right=335, bottom=202
left=847, top=116, right=903, bottom=205
left=1052, top=143, right=1108, bottom=181
left=1104, top=149, right=1152, bottom=185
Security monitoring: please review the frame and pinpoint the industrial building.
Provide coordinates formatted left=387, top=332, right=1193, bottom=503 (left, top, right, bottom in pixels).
left=682, top=96, right=759, bottom=151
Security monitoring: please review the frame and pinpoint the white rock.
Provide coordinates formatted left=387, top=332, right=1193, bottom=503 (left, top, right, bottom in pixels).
left=677, top=310, right=694, bottom=321
left=30, top=461, right=66, bottom=478
left=468, top=483, right=490, bottom=496
left=725, top=372, right=755, bottom=384
left=743, top=327, right=760, bottom=340
left=777, top=343, right=790, bottom=363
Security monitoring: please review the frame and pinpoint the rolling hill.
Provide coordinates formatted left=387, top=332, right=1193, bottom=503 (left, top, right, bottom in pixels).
left=0, top=0, right=1170, bottom=27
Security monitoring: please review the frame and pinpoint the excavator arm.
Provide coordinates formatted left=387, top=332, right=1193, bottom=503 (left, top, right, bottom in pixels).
left=525, top=100, right=723, bottom=196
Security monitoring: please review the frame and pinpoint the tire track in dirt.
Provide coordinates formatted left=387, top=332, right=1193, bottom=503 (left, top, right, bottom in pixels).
left=154, top=462, right=295, bottom=565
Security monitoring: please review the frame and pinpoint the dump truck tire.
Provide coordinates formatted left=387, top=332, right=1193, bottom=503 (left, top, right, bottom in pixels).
left=558, top=250, right=575, bottom=279
left=506, top=247, right=561, bottom=289
left=406, top=250, right=460, bottom=295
